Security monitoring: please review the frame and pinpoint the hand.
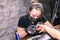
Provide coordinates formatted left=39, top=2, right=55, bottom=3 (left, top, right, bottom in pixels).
left=36, top=24, right=46, bottom=33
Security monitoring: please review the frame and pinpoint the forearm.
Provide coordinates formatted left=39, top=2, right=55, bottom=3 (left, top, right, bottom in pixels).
left=44, top=25, right=60, bottom=40
left=17, top=30, right=27, bottom=38
left=54, top=24, right=60, bottom=29
left=17, top=27, right=27, bottom=38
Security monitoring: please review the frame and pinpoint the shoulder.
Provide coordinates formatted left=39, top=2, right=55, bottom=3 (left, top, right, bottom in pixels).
left=18, top=14, right=28, bottom=28
left=42, top=14, right=48, bottom=20
left=40, top=14, right=48, bottom=23
left=19, top=14, right=28, bottom=21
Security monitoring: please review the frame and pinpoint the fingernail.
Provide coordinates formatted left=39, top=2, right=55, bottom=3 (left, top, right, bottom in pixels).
left=39, top=31, right=42, bottom=33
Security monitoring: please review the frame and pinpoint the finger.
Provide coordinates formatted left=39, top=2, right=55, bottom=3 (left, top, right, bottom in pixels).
left=36, top=27, right=41, bottom=31
left=39, top=31, right=42, bottom=33
left=36, top=24, right=41, bottom=28
left=36, top=27, right=42, bottom=30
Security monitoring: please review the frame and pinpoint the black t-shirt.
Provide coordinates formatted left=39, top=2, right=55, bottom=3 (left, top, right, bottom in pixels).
left=18, top=14, right=47, bottom=28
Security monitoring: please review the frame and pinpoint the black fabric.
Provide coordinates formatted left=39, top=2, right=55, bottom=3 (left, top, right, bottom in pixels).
left=51, top=0, right=60, bottom=26
left=18, top=14, right=47, bottom=28
left=38, top=0, right=51, bottom=21
left=54, top=13, right=60, bottom=26
left=18, top=15, right=29, bottom=28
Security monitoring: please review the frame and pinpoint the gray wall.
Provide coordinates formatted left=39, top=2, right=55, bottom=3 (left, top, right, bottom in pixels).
left=0, top=0, right=30, bottom=40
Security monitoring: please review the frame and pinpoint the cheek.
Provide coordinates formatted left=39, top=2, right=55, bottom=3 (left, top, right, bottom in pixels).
left=29, top=14, right=33, bottom=18
left=29, top=13, right=34, bottom=18
left=39, top=14, right=42, bottom=17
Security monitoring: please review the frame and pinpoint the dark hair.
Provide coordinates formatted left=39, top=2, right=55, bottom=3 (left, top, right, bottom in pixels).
left=29, top=3, right=44, bottom=13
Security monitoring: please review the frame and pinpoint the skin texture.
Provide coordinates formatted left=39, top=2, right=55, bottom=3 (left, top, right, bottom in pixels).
left=54, top=24, right=60, bottom=29
left=17, top=27, right=27, bottom=38
left=38, top=25, right=60, bottom=40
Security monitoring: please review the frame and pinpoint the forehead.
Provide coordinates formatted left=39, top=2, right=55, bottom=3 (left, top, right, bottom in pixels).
left=30, top=9, right=41, bottom=14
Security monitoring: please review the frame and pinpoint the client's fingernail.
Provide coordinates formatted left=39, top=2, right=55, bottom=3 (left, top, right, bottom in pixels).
left=39, top=31, right=42, bottom=33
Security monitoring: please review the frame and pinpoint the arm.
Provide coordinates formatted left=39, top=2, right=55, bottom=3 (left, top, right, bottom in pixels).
left=40, top=25, right=60, bottom=40
left=45, top=21, right=60, bottom=30
left=44, top=21, right=53, bottom=27
left=36, top=21, right=53, bottom=32
left=16, top=27, right=27, bottom=38
left=17, top=16, right=28, bottom=38
left=54, top=24, right=60, bottom=29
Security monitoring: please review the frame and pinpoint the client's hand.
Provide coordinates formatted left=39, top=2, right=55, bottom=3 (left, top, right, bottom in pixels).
left=36, top=24, right=46, bottom=33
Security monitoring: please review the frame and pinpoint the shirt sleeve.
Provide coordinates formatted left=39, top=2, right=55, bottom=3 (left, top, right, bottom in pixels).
left=18, top=17, right=25, bottom=28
